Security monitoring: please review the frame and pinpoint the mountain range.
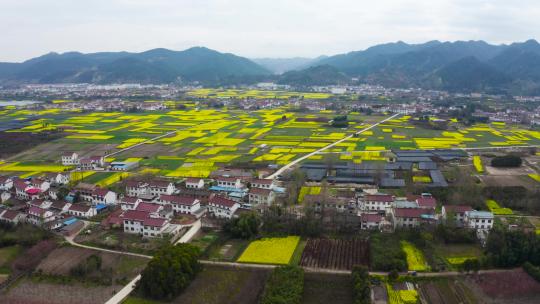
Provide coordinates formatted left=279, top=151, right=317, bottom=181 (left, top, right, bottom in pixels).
left=2, top=40, right=540, bottom=94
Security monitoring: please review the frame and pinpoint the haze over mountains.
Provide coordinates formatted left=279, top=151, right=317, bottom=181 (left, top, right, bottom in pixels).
left=2, top=40, right=540, bottom=95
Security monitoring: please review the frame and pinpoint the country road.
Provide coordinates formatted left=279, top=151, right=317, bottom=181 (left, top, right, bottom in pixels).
left=266, top=113, right=401, bottom=179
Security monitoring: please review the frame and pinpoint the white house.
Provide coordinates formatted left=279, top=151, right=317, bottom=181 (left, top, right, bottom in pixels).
left=148, top=180, right=176, bottom=196
left=27, top=206, right=56, bottom=226
left=45, top=173, right=70, bottom=185
left=50, top=201, right=72, bottom=214
left=91, top=188, right=117, bottom=205
left=0, top=176, right=13, bottom=191
left=464, top=211, right=494, bottom=232
left=61, top=152, right=79, bottom=166
left=248, top=188, right=275, bottom=205
left=250, top=179, right=274, bottom=190
left=207, top=196, right=240, bottom=219
left=68, top=204, right=97, bottom=218
left=1, top=191, right=11, bottom=202
left=185, top=178, right=205, bottom=189
left=390, top=208, right=432, bottom=229
left=442, top=205, right=473, bottom=227
left=158, top=194, right=201, bottom=215
left=14, top=179, right=30, bottom=200
left=358, top=194, right=394, bottom=212
left=77, top=156, right=105, bottom=170
left=0, top=210, right=25, bottom=224
left=360, top=213, right=383, bottom=230
left=30, top=178, right=50, bottom=193
left=120, top=196, right=142, bottom=210
left=122, top=210, right=170, bottom=238
left=216, top=177, right=243, bottom=189
left=125, top=181, right=149, bottom=197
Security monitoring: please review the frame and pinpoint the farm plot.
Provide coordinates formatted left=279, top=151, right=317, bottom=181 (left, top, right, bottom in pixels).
left=171, top=265, right=270, bottom=304
left=418, top=279, right=477, bottom=304
left=299, top=238, right=369, bottom=270
left=401, top=241, right=429, bottom=271
left=302, top=273, right=353, bottom=304
left=237, top=236, right=300, bottom=265
left=467, top=269, right=540, bottom=302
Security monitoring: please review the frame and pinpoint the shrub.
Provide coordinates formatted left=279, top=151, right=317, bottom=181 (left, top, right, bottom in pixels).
left=138, top=244, right=201, bottom=301
left=223, top=212, right=260, bottom=239
left=261, top=265, right=304, bottom=304
left=523, top=262, right=540, bottom=282
left=491, top=155, right=522, bottom=167
left=370, top=234, right=407, bottom=272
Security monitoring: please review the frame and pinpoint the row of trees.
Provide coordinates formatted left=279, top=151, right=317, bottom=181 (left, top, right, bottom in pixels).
left=261, top=265, right=304, bottom=304
left=138, top=244, right=201, bottom=301
left=485, top=227, right=540, bottom=268
left=491, top=155, right=522, bottom=167
left=352, top=266, right=371, bottom=304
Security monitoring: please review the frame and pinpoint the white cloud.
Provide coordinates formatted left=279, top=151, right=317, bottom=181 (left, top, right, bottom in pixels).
left=0, top=0, right=539, bottom=61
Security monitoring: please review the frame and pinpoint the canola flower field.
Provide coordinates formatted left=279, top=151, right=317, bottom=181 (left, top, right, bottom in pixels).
left=2, top=104, right=540, bottom=179
left=401, top=241, right=429, bottom=272
left=237, top=236, right=300, bottom=265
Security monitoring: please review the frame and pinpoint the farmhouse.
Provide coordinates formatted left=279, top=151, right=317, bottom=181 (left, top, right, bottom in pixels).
left=68, top=204, right=97, bottom=218
left=216, top=177, right=244, bottom=189
left=0, top=176, right=13, bottom=191
left=207, top=195, right=240, bottom=219
left=464, top=210, right=494, bottom=231
left=44, top=172, right=70, bottom=185
left=50, top=200, right=72, bottom=214
left=77, top=156, right=105, bottom=170
left=248, top=187, right=275, bottom=205
left=390, top=208, right=434, bottom=229
left=61, top=152, right=79, bottom=165
left=148, top=180, right=176, bottom=196
left=250, top=178, right=275, bottom=189
left=185, top=178, right=205, bottom=189
left=0, top=209, right=25, bottom=224
left=120, top=196, right=142, bottom=210
left=27, top=206, right=56, bottom=226
left=158, top=194, right=201, bottom=215
left=121, top=210, right=172, bottom=238
left=91, top=188, right=117, bottom=205
left=358, top=194, right=394, bottom=212
left=442, top=205, right=473, bottom=226
left=360, top=213, right=384, bottom=230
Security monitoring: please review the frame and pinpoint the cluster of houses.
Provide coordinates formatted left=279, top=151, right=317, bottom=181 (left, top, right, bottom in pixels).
left=354, top=191, right=494, bottom=239
left=0, top=166, right=282, bottom=239
left=61, top=153, right=139, bottom=171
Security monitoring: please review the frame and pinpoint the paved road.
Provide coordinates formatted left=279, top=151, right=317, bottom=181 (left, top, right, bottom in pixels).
left=266, top=113, right=401, bottom=179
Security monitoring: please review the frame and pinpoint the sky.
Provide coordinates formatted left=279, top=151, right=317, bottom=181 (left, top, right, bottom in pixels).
left=1, top=0, right=539, bottom=62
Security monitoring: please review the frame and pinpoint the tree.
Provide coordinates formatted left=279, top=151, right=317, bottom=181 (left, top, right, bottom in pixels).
left=388, top=269, right=399, bottom=281
left=138, top=244, right=201, bottom=300
left=491, top=155, right=522, bottom=168
left=352, top=265, right=371, bottom=304
left=261, top=265, right=304, bottom=304
left=223, top=212, right=260, bottom=239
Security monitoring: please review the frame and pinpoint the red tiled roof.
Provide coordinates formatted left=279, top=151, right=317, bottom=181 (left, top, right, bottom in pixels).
left=69, top=204, right=92, bottom=213
left=209, top=196, right=238, bottom=208
left=249, top=187, right=272, bottom=195
left=251, top=179, right=273, bottom=185
left=92, top=188, right=109, bottom=196
left=361, top=213, right=383, bottom=222
left=0, top=176, right=11, bottom=183
left=159, top=194, right=198, bottom=206
left=185, top=178, right=203, bottom=184
left=26, top=188, right=41, bottom=195
left=135, top=202, right=161, bottom=213
left=148, top=180, right=171, bottom=188
left=443, top=205, right=473, bottom=214
left=1, top=210, right=20, bottom=220
left=122, top=210, right=150, bottom=221
left=28, top=206, right=46, bottom=216
left=394, top=208, right=429, bottom=218
left=216, top=177, right=238, bottom=182
left=121, top=196, right=140, bottom=204
left=365, top=194, right=394, bottom=202
left=143, top=217, right=166, bottom=227
left=416, top=197, right=437, bottom=208
left=13, top=179, right=28, bottom=190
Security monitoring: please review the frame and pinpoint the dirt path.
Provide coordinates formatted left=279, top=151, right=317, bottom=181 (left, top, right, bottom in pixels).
left=266, top=113, right=401, bottom=179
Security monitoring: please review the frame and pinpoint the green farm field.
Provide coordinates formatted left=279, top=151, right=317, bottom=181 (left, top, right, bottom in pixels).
left=2, top=105, right=540, bottom=178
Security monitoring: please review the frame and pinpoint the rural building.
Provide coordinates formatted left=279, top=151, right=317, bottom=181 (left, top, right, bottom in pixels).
left=50, top=201, right=72, bottom=214
left=185, top=178, right=205, bottom=189
left=248, top=187, right=275, bottom=205
left=464, top=210, right=494, bottom=231
left=390, top=208, right=434, bottom=229
left=0, top=210, right=25, bottom=224
left=360, top=213, right=384, bottom=230
left=441, top=205, right=473, bottom=226
left=120, top=196, right=142, bottom=210
left=121, top=210, right=172, bottom=238
left=158, top=194, right=201, bottom=215
left=358, top=194, right=394, bottom=212
left=61, top=152, right=79, bottom=165
left=250, top=179, right=275, bottom=189
left=91, top=188, right=117, bottom=205
left=26, top=206, right=56, bottom=226
left=68, top=204, right=97, bottom=218
left=207, top=196, right=240, bottom=219
left=0, top=176, right=13, bottom=191
left=216, top=177, right=244, bottom=189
